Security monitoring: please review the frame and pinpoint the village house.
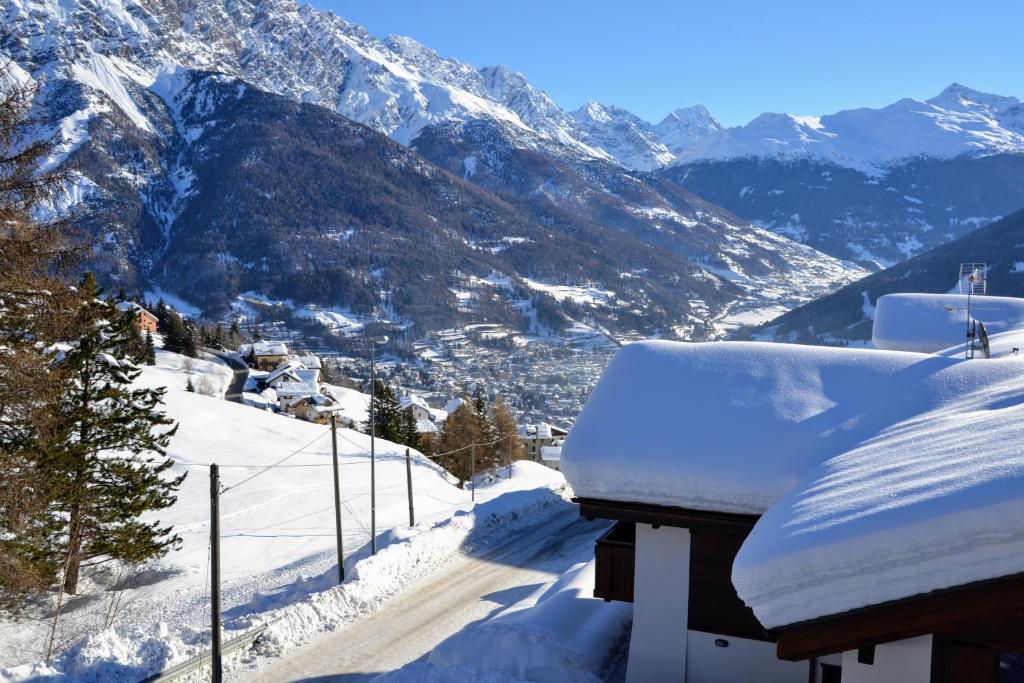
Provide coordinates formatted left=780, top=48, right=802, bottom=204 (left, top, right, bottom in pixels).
left=289, top=395, right=343, bottom=425
left=399, top=393, right=433, bottom=423
left=241, top=341, right=290, bottom=371
left=539, top=441, right=562, bottom=471
left=561, top=292, right=1024, bottom=683
left=116, top=301, right=159, bottom=334
left=274, top=381, right=320, bottom=413
left=518, top=422, right=568, bottom=460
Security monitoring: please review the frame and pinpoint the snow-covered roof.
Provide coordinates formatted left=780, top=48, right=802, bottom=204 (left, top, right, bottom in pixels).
left=540, top=446, right=562, bottom=461
left=416, top=418, right=438, bottom=434
left=400, top=393, right=430, bottom=412
left=115, top=301, right=157, bottom=318
left=263, top=362, right=302, bottom=385
left=872, top=293, right=1024, bottom=353
left=274, top=381, right=319, bottom=398
left=295, top=354, right=322, bottom=369
left=518, top=423, right=554, bottom=439
left=444, top=397, right=466, bottom=414
left=249, top=341, right=289, bottom=356
left=428, top=407, right=449, bottom=423
left=733, top=351, right=1024, bottom=629
left=561, top=340, right=933, bottom=514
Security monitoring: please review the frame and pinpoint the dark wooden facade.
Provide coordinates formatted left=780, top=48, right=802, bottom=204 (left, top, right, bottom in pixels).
left=581, top=498, right=770, bottom=643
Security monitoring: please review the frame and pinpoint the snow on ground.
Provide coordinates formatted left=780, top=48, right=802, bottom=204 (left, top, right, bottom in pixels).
left=0, top=353, right=571, bottom=682
left=734, top=349, right=1024, bottom=628
left=872, top=293, right=1024, bottom=352
left=562, top=340, right=934, bottom=514
left=322, top=382, right=371, bottom=427
left=143, top=287, right=201, bottom=317
left=377, top=558, right=630, bottom=683
left=521, top=279, right=614, bottom=306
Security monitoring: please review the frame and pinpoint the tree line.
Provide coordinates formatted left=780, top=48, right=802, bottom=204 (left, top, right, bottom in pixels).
left=362, top=384, right=525, bottom=486
left=0, top=73, right=183, bottom=656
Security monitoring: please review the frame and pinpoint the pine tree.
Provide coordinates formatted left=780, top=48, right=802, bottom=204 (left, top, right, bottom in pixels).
left=143, top=331, right=156, bottom=365
left=186, top=377, right=195, bottom=392
left=399, top=408, right=419, bottom=450
left=363, top=380, right=401, bottom=442
left=49, top=273, right=184, bottom=595
left=471, top=386, right=498, bottom=469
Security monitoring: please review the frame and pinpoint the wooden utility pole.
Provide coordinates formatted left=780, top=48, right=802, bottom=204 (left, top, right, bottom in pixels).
left=471, top=444, right=476, bottom=502
left=507, top=435, right=512, bottom=479
left=331, top=414, right=345, bottom=583
left=405, top=448, right=415, bottom=527
left=210, top=464, right=223, bottom=683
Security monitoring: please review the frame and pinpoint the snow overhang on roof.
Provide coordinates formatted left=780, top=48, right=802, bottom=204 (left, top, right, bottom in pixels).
left=733, top=348, right=1024, bottom=631
left=872, top=292, right=1024, bottom=353
left=561, top=340, right=933, bottom=515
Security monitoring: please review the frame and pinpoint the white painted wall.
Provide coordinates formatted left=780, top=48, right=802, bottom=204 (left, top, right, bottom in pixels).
left=626, top=524, right=691, bottom=682
left=686, top=630, right=808, bottom=683
left=841, top=636, right=933, bottom=683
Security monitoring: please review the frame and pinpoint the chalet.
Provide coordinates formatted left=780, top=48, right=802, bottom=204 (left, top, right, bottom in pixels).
left=241, top=341, right=289, bottom=371
left=116, top=301, right=159, bottom=333
left=274, top=381, right=320, bottom=412
left=561, top=299, right=1024, bottom=683
left=518, top=422, right=569, bottom=460
left=539, top=442, right=562, bottom=471
left=256, top=362, right=303, bottom=391
left=290, top=395, right=343, bottom=425
left=399, top=393, right=433, bottom=423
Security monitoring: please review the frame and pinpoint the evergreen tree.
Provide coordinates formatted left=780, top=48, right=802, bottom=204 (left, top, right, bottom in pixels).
left=48, top=273, right=184, bottom=594
left=186, top=377, right=195, bottom=392
left=471, top=386, right=498, bottom=468
left=143, top=331, right=156, bottom=366
left=398, top=408, right=419, bottom=450
left=363, top=380, right=401, bottom=442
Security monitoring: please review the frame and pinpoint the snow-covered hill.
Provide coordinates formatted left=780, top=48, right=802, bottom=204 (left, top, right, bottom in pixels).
left=0, top=348, right=571, bottom=680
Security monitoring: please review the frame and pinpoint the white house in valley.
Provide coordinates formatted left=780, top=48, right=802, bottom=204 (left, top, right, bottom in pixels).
left=562, top=292, right=1024, bottom=683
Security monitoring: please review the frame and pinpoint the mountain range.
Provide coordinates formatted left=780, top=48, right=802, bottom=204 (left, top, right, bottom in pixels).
left=3, top=0, right=1023, bottom=338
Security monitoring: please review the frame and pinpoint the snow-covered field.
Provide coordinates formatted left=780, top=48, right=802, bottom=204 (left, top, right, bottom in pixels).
left=0, top=351, right=574, bottom=682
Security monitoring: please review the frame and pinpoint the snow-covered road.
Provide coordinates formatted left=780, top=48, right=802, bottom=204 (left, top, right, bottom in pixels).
left=237, top=509, right=610, bottom=682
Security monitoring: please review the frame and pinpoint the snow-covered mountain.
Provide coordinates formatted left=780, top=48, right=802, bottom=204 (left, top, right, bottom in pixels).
left=676, top=85, right=1024, bottom=174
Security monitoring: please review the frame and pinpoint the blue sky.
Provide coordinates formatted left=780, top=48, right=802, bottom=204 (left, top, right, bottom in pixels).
left=311, top=1, right=1023, bottom=127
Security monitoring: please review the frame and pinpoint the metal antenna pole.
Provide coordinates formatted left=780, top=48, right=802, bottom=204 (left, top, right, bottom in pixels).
left=370, top=342, right=376, bottom=555
left=209, top=464, right=223, bottom=683
left=330, top=414, right=345, bottom=583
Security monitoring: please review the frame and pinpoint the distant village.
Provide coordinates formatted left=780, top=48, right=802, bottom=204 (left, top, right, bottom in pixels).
left=238, top=338, right=568, bottom=471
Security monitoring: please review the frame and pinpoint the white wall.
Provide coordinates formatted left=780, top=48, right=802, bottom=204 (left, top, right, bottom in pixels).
left=841, top=636, right=933, bottom=683
left=626, top=524, right=690, bottom=683
left=686, top=630, right=808, bottom=683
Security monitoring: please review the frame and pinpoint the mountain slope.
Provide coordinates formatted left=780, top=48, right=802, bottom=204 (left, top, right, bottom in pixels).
left=748, top=209, right=1024, bottom=345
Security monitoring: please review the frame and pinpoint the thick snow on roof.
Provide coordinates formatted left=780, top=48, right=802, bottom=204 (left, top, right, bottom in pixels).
left=733, top=351, right=1024, bottom=628
left=562, top=340, right=936, bottom=514
left=872, top=293, right=1024, bottom=353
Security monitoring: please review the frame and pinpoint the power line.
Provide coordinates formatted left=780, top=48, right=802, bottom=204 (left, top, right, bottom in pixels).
left=220, top=429, right=331, bottom=495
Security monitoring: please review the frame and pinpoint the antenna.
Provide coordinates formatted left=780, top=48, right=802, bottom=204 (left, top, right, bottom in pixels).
left=959, top=263, right=988, bottom=360
left=959, top=263, right=987, bottom=295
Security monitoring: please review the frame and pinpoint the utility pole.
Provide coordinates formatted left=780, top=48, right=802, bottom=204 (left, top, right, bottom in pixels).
left=330, top=414, right=345, bottom=583
left=471, top=444, right=476, bottom=502
left=367, top=335, right=387, bottom=555
left=209, top=464, right=223, bottom=683
left=370, top=340, right=376, bottom=555
left=405, top=448, right=415, bottom=527
left=507, top=435, right=512, bottom=479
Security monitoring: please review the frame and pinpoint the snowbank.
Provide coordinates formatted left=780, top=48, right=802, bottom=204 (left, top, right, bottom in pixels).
left=733, top=353, right=1024, bottom=628
left=376, top=559, right=630, bottom=683
left=872, top=293, right=1024, bottom=353
left=561, top=340, right=938, bottom=514
left=0, top=352, right=569, bottom=681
